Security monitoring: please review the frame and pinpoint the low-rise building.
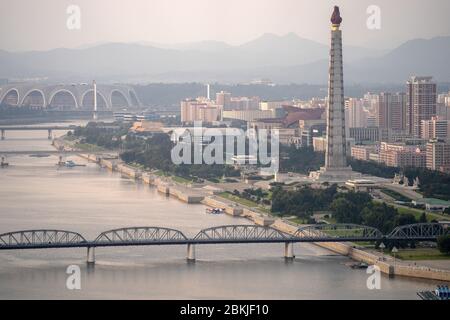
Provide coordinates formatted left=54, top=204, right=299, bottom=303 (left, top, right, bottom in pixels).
left=412, top=198, right=450, bottom=213
left=313, top=136, right=327, bottom=152
left=222, top=110, right=274, bottom=122
left=351, top=145, right=379, bottom=161
left=349, top=127, right=380, bottom=143
left=379, top=142, right=426, bottom=168
left=345, top=179, right=378, bottom=192
left=130, top=121, right=164, bottom=133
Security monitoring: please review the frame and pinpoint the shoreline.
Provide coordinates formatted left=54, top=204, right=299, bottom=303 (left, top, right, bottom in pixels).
left=73, top=150, right=450, bottom=283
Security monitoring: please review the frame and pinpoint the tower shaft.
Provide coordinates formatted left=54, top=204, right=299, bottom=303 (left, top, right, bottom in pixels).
left=325, top=27, right=347, bottom=169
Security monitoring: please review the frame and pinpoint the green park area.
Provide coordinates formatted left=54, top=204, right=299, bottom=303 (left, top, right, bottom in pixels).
left=73, top=142, right=107, bottom=152
left=389, top=248, right=450, bottom=261
left=218, top=192, right=259, bottom=207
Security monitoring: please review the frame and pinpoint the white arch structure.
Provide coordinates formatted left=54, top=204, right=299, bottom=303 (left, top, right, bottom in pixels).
left=81, top=89, right=109, bottom=109
left=0, top=83, right=140, bottom=109
left=48, top=89, right=79, bottom=109
left=20, top=89, right=46, bottom=108
left=0, top=88, right=20, bottom=106
left=110, top=89, right=130, bottom=108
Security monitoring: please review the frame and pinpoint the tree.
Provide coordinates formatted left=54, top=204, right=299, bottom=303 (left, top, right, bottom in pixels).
left=330, top=198, right=360, bottom=224
left=395, top=213, right=417, bottom=226
left=361, top=202, right=397, bottom=234
left=437, top=235, right=450, bottom=255
left=279, top=145, right=324, bottom=174
left=419, top=212, right=428, bottom=223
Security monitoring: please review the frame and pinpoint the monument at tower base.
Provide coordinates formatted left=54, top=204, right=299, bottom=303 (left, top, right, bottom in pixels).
left=309, top=166, right=361, bottom=183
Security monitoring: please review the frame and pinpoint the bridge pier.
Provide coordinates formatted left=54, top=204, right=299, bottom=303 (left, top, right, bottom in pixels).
left=187, top=243, right=196, bottom=263
left=87, top=247, right=95, bottom=265
left=1, top=129, right=5, bottom=140
left=47, top=129, right=52, bottom=140
left=284, top=242, right=295, bottom=261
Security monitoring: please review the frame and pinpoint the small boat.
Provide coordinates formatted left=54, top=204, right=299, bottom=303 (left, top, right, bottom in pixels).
left=1, top=157, right=8, bottom=168
left=350, top=262, right=368, bottom=269
left=418, top=285, right=450, bottom=300
left=62, top=160, right=86, bottom=168
left=65, top=160, right=76, bottom=167
left=29, top=154, right=51, bottom=158
left=206, top=208, right=224, bottom=214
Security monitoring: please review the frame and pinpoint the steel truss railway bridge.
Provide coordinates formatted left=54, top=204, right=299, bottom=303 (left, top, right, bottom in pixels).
left=0, top=223, right=447, bottom=264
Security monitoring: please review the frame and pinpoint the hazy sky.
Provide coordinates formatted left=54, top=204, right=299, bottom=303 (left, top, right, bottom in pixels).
left=1, top=0, right=450, bottom=52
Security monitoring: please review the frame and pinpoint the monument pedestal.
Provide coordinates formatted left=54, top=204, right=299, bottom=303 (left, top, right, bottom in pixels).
left=309, top=166, right=361, bottom=183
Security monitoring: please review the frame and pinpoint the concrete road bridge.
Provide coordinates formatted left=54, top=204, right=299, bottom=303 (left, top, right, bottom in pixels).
left=0, top=124, right=119, bottom=140
left=0, top=223, right=446, bottom=264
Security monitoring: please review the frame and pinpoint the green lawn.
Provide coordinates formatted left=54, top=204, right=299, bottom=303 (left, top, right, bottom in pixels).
left=380, top=188, right=412, bottom=202
left=63, top=135, right=77, bottom=142
left=396, top=206, right=447, bottom=222
left=287, top=217, right=309, bottom=225
left=389, top=248, right=450, bottom=261
left=218, top=192, right=259, bottom=207
left=128, top=162, right=146, bottom=170
left=258, top=207, right=272, bottom=214
left=322, top=216, right=337, bottom=224
left=217, top=192, right=272, bottom=215
left=153, top=170, right=169, bottom=177
left=172, top=176, right=194, bottom=184
left=74, top=143, right=106, bottom=152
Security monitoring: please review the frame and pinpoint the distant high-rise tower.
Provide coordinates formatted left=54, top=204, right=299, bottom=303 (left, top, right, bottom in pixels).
left=216, top=91, right=231, bottom=110
left=310, top=6, right=360, bottom=182
left=407, top=76, right=436, bottom=137
left=206, top=84, right=211, bottom=100
left=377, top=92, right=407, bottom=131
left=93, top=80, right=98, bottom=121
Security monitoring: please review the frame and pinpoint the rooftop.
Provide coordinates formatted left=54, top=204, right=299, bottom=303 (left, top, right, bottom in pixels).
left=415, top=198, right=450, bottom=206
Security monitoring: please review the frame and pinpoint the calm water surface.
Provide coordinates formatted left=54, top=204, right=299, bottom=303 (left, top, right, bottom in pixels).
left=0, top=124, right=437, bottom=299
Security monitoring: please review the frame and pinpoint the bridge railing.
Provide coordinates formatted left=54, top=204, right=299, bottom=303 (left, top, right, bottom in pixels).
left=94, top=227, right=188, bottom=244
left=0, top=230, right=87, bottom=248
left=194, top=225, right=288, bottom=241
left=294, top=224, right=384, bottom=241
left=0, top=223, right=447, bottom=250
left=387, top=223, right=448, bottom=240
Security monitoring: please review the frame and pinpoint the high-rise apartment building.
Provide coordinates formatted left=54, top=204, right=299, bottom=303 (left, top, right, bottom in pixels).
left=216, top=91, right=232, bottom=110
left=421, top=117, right=450, bottom=140
left=345, top=98, right=367, bottom=129
left=377, top=92, right=407, bottom=131
left=407, top=76, right=437, bottom=137
left=180, top=99, right=219, bottom=123
left=426, top=140, right=450, bottom=172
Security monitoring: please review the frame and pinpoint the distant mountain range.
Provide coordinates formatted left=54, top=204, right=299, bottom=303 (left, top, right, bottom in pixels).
left=1, top=33, right=449, bottom=84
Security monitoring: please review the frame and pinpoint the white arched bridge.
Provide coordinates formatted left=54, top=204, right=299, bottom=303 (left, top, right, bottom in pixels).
left=0, top=83, right=140, bottom=110
left=0, top=223, right=447, bottom=264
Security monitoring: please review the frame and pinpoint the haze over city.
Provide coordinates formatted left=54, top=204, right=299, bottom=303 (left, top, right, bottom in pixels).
left=1, top=0, right=450, bottom=51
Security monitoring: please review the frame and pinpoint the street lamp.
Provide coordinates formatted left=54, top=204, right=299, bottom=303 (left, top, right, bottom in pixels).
left=379, top=242, right=385, bottom=254
left=392, top=246, right=398, bottom=267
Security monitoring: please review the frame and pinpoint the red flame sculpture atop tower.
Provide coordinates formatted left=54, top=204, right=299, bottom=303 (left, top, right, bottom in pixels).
left=331, top=6, right=342, bottom=25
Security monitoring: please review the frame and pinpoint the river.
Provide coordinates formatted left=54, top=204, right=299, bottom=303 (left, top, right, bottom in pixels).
left=0, top=122, right=438, bottom=299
